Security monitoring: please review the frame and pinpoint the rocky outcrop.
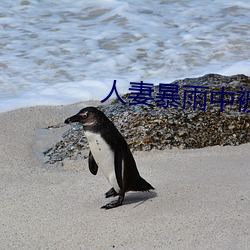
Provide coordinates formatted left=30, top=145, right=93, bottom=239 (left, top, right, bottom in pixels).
left=44, top=74, right=250, bottom=164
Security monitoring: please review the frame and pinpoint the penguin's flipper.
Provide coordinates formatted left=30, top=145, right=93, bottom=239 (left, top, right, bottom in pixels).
left=88, top=151, right=98, bottom=175
left=105, top=187, right=118, bottom=198
left=114, top=146, right=124, bottom=190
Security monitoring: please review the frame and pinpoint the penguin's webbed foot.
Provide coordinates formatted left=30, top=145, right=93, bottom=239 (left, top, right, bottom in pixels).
left=105, top=187, right=118, bottom=198
left=101, top=196, right=124, bottom=209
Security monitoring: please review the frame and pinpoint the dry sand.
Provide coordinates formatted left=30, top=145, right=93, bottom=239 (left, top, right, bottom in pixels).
left=0, top=101, right=249, bottom=249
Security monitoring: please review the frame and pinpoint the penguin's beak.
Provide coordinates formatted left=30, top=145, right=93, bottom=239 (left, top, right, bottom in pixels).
left=64, top=114, right=81, bottom=124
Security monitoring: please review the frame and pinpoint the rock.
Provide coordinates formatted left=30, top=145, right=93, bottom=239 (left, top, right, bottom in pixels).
left=43, top=74, right=250, bottom=164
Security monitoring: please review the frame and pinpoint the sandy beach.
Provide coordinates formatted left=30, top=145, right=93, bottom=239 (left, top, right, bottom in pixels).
left=0, top=102, right=249, bottom=249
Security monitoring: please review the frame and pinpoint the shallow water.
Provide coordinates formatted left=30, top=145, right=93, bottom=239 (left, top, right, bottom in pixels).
left=0, top=0, right=249, bottom=112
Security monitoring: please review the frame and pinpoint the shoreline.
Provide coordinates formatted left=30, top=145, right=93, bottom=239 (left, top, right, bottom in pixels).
left=0, top=102, right=249, bottom=249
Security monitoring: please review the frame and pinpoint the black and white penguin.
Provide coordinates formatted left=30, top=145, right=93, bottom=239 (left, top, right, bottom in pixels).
left=65, top=107, right=154, bottom=209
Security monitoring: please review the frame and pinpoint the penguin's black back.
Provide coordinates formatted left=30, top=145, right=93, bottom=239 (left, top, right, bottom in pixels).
left=99, top=116, right=154, bottom=192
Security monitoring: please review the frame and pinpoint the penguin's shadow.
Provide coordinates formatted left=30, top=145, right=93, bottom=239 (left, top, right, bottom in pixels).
left=123, top=191, right=157, bottom=208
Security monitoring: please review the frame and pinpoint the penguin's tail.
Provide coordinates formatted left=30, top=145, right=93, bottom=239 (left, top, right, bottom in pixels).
left=132, top=176, right=154, bottom=192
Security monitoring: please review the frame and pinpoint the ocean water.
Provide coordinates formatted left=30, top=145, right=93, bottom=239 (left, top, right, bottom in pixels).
left=0, top=0, right=250, bottom=112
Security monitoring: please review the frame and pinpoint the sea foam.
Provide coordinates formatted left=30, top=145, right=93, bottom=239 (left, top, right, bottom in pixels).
left=0, top=0, right=249, bottom=112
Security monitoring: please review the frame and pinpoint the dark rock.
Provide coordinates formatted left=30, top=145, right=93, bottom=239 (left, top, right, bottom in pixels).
left=43, top=74, right=250, bottom=164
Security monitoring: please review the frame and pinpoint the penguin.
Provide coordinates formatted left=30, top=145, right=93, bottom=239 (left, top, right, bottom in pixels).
left=65, top=107, right=154, bottom=209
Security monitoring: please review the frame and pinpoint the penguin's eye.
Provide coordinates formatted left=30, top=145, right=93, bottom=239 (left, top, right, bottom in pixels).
left=79, top=112, right=88, bottom=119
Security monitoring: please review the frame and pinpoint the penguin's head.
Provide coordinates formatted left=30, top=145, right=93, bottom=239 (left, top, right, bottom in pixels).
left=65, top=107, right=109, bottom=129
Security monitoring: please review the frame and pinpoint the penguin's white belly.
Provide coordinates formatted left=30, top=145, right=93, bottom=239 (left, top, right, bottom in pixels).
left=85, top=131, right=120, bottom=193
